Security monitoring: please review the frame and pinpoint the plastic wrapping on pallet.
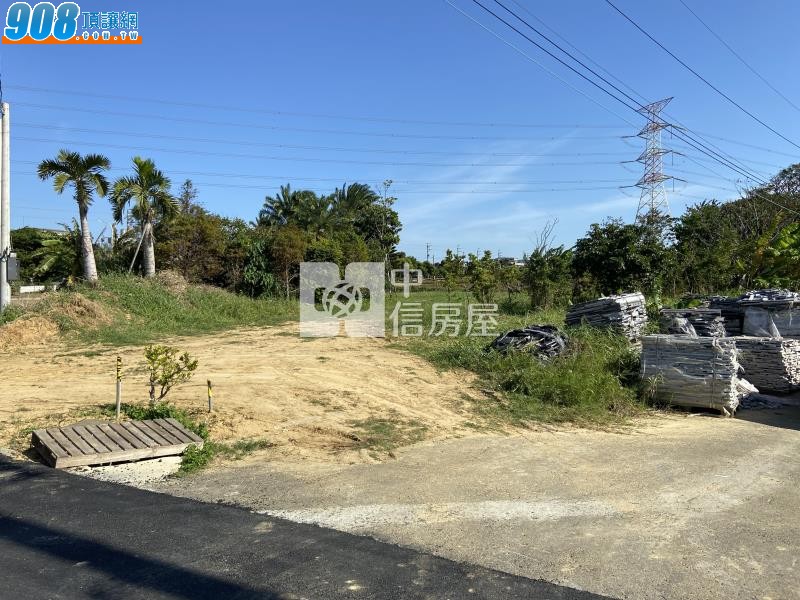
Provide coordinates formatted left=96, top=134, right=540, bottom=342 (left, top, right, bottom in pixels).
left=734, top=336, right=800, bottom=394
left=565, top=292, right=647, bottom=340
left=640, top=335, right=757, bottom=414
left=742, top=307, right=800, bottom=337
left=659, top=309, right=725, bottom=337
left=712, top=289, right=800, bottom=338
left=487, top=325, right=568, bottom=360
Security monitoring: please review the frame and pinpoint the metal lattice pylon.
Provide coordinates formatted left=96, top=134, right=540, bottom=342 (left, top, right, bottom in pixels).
left=635, top=98, right=674, bottom=222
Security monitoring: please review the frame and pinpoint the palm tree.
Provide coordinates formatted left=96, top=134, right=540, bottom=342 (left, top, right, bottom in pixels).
left=296, top=192, right=333, bottom=239
left=257, top=184, right=300, bottom=227
left=110, top=157, right=177, bottom=277
left=37, top=150, right=110, bottom=283
left=331, top=182, right=379, bottom=221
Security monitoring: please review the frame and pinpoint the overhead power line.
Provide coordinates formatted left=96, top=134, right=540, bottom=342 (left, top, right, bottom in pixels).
left=443, top=0, right=640, bottom=128
left=676, top=0, right=800, bottom=115
left=466, top=0, right=770, bottom=185
left=11, top=159, right=637, bottom=185
left=468, top=0, right=643, bottom=116
left=13, top=135, right=637, bottom=168
left=13, top=101, right=622, bottom=142
left=604, top=0, right=800, bottom=151
left=5, top=83, right=625, bottom=129
left=481, top=0, right=784, bottom=184
left=17, top=119, right=777, bottom=170
left=13, top=122, right=632, bottom=158
left=451, top=0, right=800, bottom=217
left=488, top=0, right=793, bottom=178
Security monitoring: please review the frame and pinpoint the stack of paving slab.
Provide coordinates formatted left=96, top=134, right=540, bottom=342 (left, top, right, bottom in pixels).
left=711, top=289, right=800, bottom=337
left=734, top=337, right=800, bottom=394
left=565, top=292, right=648, bottom=340
left=739, top=289, right=800, bottom=337
left=659, top=308, right=726, bottom=338
left=640, top=335, right=757, bottom=414
left=708, top=296, right=745, bottom=336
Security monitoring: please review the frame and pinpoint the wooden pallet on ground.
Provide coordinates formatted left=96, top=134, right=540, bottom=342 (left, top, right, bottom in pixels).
left=31, top=418, right=204, bottom=469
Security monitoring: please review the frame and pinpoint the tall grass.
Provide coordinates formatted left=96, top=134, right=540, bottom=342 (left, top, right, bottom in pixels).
left=78, top=275, right=297, bottom=345
left=11, top=274, right=297, bottom=346
left=396, top=292, right=643, bottom=425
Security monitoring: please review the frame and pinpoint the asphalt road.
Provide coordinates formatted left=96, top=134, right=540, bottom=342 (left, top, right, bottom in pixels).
left=0, top=458, right=611, bottom=600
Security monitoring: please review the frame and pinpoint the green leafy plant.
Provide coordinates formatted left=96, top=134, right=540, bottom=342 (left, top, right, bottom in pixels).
left=144, top=345, right=199, bottom=404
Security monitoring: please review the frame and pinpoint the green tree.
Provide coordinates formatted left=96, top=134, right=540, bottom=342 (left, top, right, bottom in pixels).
left=441, top=249, right=465, bottom=301
left=156, top=204, right=227, bottom=284
left=111, top=157, right=178, bottom=278
left=572, top=217, right=673, bottom=297
left=144, top=345, right=199, bottom=405
left=257, top=184, right=304, bottom=227
left=525, top=247, right=572, bottom=309
left=37, top=149, right=110, bottom=283
left=29, top=221, right=83, bottom=282
left=177, top=179, right=199, bottom=213
left=220, top=218, right=252, bottom=291
left=305, top=236, right=344, bottom=265
left=673, top=201, right=740, bottom=292
left=243, top=235, right=279, bottom=297
left=755, top=222, right=800, bottom=287
left=271, top=225, right=307, bottom=298
left=465, top=251, right=498, bottom=303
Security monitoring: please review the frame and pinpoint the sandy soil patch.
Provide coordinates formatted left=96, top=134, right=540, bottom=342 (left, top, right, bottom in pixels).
left=0, top=315, right=59, bottom=350
left=0, top=323, right=490, bottom=464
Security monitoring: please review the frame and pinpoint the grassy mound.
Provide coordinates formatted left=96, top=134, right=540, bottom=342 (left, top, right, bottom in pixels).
left=400, top=297, right=644, bottom=426
left=3, top=273, right=297, bottom=346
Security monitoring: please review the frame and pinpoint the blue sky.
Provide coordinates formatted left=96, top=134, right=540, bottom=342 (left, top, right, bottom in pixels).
left=2, top=0, right=799, bottom=260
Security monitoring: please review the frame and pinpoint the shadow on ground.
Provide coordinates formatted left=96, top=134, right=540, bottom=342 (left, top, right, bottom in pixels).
left=0, top=458, right=612, bottom=600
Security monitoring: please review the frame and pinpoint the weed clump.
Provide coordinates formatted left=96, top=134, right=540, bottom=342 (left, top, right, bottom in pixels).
left=114, top=401, right=272, bottom=475
left=406, top=316, right=643, bottom=425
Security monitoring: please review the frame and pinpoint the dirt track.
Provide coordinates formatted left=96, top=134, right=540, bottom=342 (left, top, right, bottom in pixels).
left=159, top=405, right=800, bottom=600
left=0, top=324, right=488, bottom=462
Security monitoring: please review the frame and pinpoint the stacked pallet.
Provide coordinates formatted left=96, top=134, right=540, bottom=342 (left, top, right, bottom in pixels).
left=738, top=288, right=800, bottom=307
left=711, top=289, right=800, bottom=337
left=565, top=293, right=648, bottom=340
left=734, top=337, right=800, bottom=394
left=708, top=296, right=744, bottom=336
left=640, top=335, right=756, bottom=414
left=659, top=309, right=726, bottom=338
left=739, top=288, right=800, bottom=337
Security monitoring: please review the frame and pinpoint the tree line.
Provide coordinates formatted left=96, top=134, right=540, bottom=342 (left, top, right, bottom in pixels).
left=14, top=148, right=800, bottom=304
left=15, top=149, right=402, bottom=297
left=389, top=163, right=800, bottom=308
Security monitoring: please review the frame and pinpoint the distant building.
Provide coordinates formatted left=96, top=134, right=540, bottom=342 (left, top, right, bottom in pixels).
left=495, top=257, right=526, bottom=268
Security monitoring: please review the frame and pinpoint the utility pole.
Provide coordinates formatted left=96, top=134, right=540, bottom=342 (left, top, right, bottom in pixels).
left=0, top=102, right=10, bottom=312
left=426, top=242, right=431, bottom=264
left=634, top=98, right=674, bottom=223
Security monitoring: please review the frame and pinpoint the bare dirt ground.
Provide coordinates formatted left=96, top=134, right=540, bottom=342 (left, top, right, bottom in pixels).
left=4, top=322, right=800, bottom=599
left=0, top=323, right=490, bottom=463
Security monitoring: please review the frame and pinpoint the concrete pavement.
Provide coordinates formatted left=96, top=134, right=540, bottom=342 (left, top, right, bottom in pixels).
left=0, top=457, right=610, bottom=599
left=158, top=407, right=800, bottom=600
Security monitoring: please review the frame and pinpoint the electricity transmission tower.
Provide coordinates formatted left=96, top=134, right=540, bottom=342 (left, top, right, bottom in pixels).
left=634, top=98, right=674, bottom=223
